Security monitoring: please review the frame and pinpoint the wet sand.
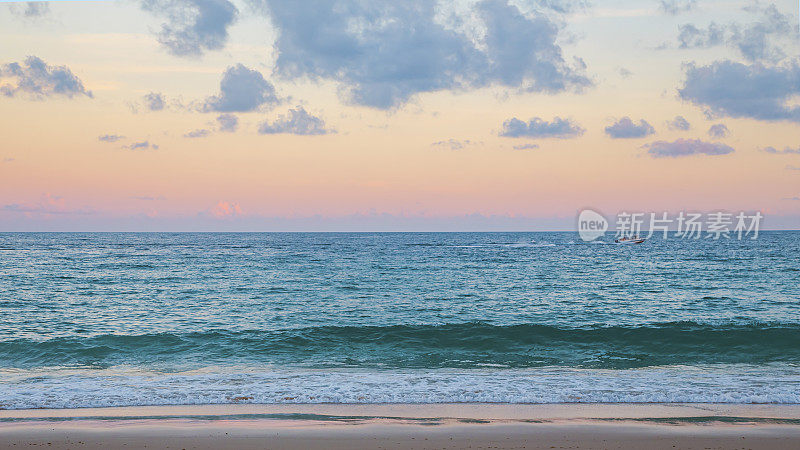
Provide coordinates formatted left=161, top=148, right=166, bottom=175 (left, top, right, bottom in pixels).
left=1, top=403, right=799, bottom=449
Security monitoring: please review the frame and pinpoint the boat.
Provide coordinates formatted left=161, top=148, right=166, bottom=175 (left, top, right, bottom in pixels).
left=614, top=235, right=646, bottom=244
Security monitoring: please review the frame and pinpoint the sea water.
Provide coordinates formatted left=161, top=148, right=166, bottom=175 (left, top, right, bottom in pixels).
left=0, top=232, right=798, bottom=409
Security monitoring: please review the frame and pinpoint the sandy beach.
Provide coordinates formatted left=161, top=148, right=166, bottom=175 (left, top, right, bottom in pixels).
left=1, top=403, right=800, bottom=449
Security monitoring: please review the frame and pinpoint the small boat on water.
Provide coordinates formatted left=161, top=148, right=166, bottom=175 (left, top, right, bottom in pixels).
left=614, top=235, right=646, bottom=244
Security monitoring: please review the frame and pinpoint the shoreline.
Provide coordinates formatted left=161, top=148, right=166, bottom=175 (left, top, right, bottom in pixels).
left=2, top=404, right=800, bottom=449
left=4, top=402, right=800, bottom=421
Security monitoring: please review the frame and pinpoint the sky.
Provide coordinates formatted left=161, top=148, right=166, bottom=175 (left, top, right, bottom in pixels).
left=0, top=0, right=799, bottom=231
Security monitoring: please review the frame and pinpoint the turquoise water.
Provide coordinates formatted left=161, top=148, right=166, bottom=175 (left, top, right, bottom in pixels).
left=0, top=232, right=798, bottom=408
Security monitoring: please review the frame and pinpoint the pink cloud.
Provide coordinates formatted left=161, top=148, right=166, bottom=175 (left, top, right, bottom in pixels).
left=210, top=201, right=243, bottom=218
left=2, top=193, right=93, bottom=216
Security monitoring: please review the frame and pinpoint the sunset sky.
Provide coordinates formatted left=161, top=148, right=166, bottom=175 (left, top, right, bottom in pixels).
left=1, top=0, right=799, bottom=230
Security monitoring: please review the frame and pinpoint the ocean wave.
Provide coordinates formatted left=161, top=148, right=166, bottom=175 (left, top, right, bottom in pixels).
left=1, top=365, right=799, bottom=409
left=1, top=322, right=799, bottom=370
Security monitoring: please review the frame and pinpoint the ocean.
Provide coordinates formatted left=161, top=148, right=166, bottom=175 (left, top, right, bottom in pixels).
left=0, top=232, right=798, bottom=409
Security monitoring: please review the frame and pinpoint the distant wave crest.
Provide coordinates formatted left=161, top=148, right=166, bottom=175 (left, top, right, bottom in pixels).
left=2, top=321, right=799, bottom=370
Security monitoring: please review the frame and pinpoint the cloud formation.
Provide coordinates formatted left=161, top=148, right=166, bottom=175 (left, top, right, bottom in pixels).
left=216, top=113, right=238, bottom=132
left=140, top=0, right=238, bottom=57
left=762, top=146, right=800, bottom=155
left=98, top=134, right=124, bottom=142
left=3, top=194, right=93, bottom=215
left=184, top=129, right=209, bottom=138
left=202, top=64, right=279, bottom=112
left=431, top=139, right=478, bottom=150
left=678, top=23, right=726, bottom=48
left=733, top=4, right=795, bottom=63
left=676, top=4, right=796, bottom=63
left=678, top=60, right=800, bottom=122
left=8, top=2, right=50, bottom=18
left=604, top=117, right=655, bottom=138
left=143, top=92, right=166, bottom=111
left=125, top=141, right=159, bottom=150
left=0, top=56, right=92, bottom=99
left=644, top=138, right=734, bottom=158
left=251, top=0, right=590, bottom=109
left=660, top=0, right=695, bottom=15
left=258, top=107, right=333, bottom=135
left=513, top=143, right=540, bottom=150
left=668, top=115, right=691, bottom=131
left=707, top=123, right=729, bottom=138
left=210, top=201, right=243, bottom=218
left=499, top=116, right=584, bottom=138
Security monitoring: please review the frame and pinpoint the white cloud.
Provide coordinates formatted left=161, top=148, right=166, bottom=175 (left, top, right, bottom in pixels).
left=679, top=60, right=800, bottom=122
left=248, top=0, right=591, bottom=109
left=605, top=117, right=655, bottom=139
left=644, top=138, right=734, bottom=158
left=201, top=64, right=279, bottom=113
left=0, top=56, right=92, bottom=99
left=258, top=107, right=334, bottom=135
left=140, top=0, right=238, bottom=57
left=500, top=116, right=584, bottom=138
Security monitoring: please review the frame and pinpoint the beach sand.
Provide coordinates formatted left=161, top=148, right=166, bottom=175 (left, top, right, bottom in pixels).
left=1, top=403, right=799, bottom=449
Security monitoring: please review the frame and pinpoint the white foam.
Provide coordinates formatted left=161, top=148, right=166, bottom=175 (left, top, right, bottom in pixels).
left=1, top=365, right=799, bottom=409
